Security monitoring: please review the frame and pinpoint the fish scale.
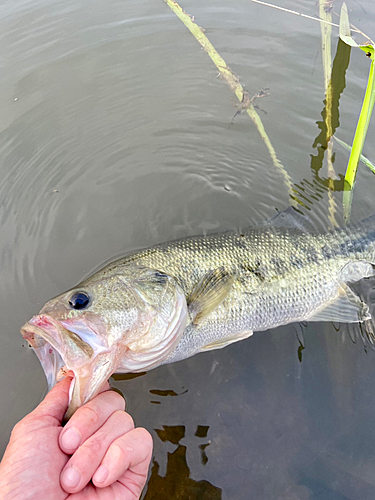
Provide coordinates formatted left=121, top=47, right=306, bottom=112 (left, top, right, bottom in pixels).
left=21, top=212, right=375, bottom=416
left=83, top=220, right=375, bottom=364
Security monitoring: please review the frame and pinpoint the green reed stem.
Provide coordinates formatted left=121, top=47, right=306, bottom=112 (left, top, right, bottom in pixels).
left=339, top=3, right=375, bottom=222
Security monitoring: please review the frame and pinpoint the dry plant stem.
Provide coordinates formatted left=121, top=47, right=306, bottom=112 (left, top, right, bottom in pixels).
left=164, top=0, right=295, bottom=205
left=319, top=0, right=338, bottom=228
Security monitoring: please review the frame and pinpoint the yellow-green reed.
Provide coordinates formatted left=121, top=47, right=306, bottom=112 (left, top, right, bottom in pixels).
left=339, top=3, right=375, bottom=222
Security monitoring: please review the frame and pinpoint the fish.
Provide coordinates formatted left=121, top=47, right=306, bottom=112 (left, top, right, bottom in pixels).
left=21, top=209, right=375, bottom=418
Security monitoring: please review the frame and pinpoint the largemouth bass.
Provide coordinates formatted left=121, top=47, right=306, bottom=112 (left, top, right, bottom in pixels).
left=21, top=210, right=375, bottom=418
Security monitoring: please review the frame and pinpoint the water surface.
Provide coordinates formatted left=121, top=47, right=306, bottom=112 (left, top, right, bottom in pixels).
left=1, top=1, right=375, bottom=498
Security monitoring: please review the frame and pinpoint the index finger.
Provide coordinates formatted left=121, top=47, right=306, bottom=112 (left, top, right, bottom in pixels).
left=59, top=388, right=125, bottom=454
left=26, top=375, right=73, bottom=424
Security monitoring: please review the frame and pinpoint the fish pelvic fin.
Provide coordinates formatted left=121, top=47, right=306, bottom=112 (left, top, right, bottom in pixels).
left=201, top=330, right=254, bottom=351
left=308, top=283, right=371, bottom=324
left=187, top=267, right=236, bottom=325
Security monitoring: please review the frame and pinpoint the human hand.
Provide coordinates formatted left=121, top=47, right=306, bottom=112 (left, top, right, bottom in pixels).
left=0, top=375, right=153, bottom=500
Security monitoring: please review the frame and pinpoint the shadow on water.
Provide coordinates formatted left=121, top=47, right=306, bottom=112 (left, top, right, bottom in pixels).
left=143, top=425, right=222, bottom=500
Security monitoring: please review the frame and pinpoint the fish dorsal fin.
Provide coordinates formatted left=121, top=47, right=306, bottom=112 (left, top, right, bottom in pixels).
left=188, top=267, right=236, bottom=325
left=257, top=205, right=314, bottom=232
left=308, top=283, right=371, bottom=323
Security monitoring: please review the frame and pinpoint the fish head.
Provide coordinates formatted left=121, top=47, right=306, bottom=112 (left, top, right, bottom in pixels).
left=21, top=265, right=188, bottom=418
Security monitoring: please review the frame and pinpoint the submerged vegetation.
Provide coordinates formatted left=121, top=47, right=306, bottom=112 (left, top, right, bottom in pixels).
left=164, top=0, right=375, bottom=224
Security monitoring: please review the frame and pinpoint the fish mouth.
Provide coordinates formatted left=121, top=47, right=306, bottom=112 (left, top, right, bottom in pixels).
left=21, top=315, right=118, bottom=420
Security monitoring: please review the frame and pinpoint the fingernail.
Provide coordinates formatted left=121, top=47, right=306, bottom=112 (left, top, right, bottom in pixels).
left=61, top=466, right=81, bottom=488
left=61, top=427, right=81, bottom=451
left=94, top=465, right=109, bottom=484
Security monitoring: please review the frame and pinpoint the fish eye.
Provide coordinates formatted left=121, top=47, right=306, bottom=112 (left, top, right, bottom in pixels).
left=69, top=291, right=90, bottom=310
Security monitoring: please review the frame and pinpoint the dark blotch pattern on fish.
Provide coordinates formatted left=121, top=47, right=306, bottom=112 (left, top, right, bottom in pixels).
left=270, top=257, right=287, bottom=275
left=241, top=261, right=266, bottom=281
left=290, top=256, right=304, bottom=269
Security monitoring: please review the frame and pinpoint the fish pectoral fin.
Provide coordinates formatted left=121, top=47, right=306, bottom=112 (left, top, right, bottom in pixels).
left=339, top=260, right=375, bottom=283
left=201, top=330, right=253, bottom=351
left=187, top=267, right=236, bottom=325
left=308, top=283, right=371, bottom=323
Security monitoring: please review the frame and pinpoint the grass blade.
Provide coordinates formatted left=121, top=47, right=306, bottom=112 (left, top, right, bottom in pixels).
left=339, top=3, right=375, bottom=222
left=334, top=136, right=375, bottom=174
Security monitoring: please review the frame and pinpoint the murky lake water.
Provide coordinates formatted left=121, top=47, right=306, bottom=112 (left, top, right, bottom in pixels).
left=1, top=0, right=375, bottom=498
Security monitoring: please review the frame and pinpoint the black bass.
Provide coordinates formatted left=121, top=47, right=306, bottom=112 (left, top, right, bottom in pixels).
left=21, top=210, right=375, bottom=418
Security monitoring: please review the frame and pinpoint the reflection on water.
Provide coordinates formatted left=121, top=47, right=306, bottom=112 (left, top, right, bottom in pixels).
left=112, top=372, right=146, bottom=381
left=150, top=389, right=188, bottom=397
left=292, top=38, right=351, bottom=217
left=310, top=39, right=351, bottom=192
left=149, top=388, right=188, bottom=405
left=144, top=425, right=221, bottom=500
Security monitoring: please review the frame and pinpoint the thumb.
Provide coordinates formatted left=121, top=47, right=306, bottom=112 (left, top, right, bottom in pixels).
left=28, top=375, right=73, bottom=424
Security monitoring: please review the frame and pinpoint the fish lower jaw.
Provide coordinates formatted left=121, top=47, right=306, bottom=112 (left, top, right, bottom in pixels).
left=56, top=365, right=91, bottom=381
left=21, top=317, right=103, bottom=392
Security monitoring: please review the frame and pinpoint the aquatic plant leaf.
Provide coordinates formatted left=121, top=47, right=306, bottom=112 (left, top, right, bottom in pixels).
left=334, top=136, right=375, bottom=174
left=339, top=3, right=373, bottom=51
left=339, top=3, right=375, bottom=222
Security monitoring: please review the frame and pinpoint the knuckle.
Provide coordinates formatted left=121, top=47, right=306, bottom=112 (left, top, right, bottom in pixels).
left=11, top=420, right=26, bottom=438
left=11, top=416, right=35, bottom=438
left=81, top=435, right=104, bottom=459
left=133, top=428, right=153, bottom=450
left=108, top=390, right=126, bottom=410
left=77, top=404, right=101, bottom=426
left=111, top=441, right=127, bottom=462
left=114, top=410, right=134, bottom=430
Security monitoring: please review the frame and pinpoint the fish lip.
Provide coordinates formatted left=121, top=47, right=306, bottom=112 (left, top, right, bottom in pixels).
left=21, top=314, right=112, bottom=419
left=21, top=316, right=69, bottom=391
left=22, top=315, right=64, bottom=353
left=22, top=314, right=98, bottom=366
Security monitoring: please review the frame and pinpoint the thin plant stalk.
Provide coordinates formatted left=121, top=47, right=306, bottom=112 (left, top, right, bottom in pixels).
left=334, top=136, right=375, bottom=173
left=319, top=0, right=338, bottom=228
left=248, top=0, right=366, bottom=34
left=164, top=0, right=295, bottom=204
